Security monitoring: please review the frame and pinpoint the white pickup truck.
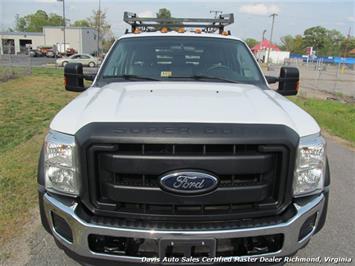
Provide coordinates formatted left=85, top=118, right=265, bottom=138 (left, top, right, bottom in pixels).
left=38, top=12, right=329, bottom=266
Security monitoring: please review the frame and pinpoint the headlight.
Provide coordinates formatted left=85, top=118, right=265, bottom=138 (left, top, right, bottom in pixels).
left=44, top=130, right=80, bottom=196
left=293, top=134, right=326, bottom=197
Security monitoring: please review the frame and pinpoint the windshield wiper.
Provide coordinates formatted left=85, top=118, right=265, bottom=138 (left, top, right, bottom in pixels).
left=103, top=74, right=159, bottom=81
left=169, top=75, right=238, bottom=83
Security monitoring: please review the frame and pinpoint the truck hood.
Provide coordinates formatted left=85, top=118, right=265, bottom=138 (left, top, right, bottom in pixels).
left=50, top=82, right=319, bottom=137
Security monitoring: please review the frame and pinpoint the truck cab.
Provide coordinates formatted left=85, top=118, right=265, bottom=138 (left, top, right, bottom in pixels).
left=38, top=12, right=329, bottom=265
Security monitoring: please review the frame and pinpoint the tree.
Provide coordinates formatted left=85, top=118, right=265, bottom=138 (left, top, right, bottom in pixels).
left=15, top=14, right=26, bottom=32
left=49, top=14, right=65, bottom=27
left=71, top=10, right=112, bottom=39
left=72, top=20, right=90, bottom=27
left=303, top=27, right=347, bottom=56
left=280, top=35, right=294, bottom=51
left=244, top=38, right=258, bottom=49
left=280, top=34, right=304, bottom=54
left=340, top=37, right=355, bottom=57
left=293, top=35, right=305, bottom=54
left=303, top=26, right=328, bottom=55
left=323, top=29, right=345, bottom=56
left=88, top=9, right=112, bottom=40
left=15, top=10, right=64, bottom=32
left=277, top=27, right=351, bottom=56
left=156, top=8, right=172, bottom=19
left=155, top=8, right=178, bottom=30
left=70, top=10, right=113, bottom=53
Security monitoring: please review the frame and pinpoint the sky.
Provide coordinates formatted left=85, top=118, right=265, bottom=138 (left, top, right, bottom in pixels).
left=0, top=0, right=354, bottom=43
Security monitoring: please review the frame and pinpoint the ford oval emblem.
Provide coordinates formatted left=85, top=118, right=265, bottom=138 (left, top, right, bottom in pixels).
left=159, top=171, right=219, bottom=195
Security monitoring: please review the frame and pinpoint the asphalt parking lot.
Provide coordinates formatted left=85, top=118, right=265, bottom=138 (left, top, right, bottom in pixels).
left=1, top=137, right=353, bottom=266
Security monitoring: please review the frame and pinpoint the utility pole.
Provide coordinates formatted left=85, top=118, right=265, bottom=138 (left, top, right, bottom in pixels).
left=262, top=29, right=267, bottom=41
left=267, top=13, right=278, bottom=65
left=261, top=29, right=267, bottom=49
left=343, top=26, right=352, bottom=58
left=339, top=26, right=352, bottom=74
left=210, top=10, right=223, bottom=19
left=97, top=0, right=101, bottom=57
left=57, top=0, right=66, bottom=54
left=257, top=29, right=267, bottom=62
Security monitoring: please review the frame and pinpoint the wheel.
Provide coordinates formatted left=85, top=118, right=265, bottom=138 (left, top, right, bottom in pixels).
left=88, top=62, right=96, bottom=68
left=62, top=61, right=68, bottom=67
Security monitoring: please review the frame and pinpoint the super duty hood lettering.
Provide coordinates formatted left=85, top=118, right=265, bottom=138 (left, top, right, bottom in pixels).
left=50, top=82, right=320, bottom=137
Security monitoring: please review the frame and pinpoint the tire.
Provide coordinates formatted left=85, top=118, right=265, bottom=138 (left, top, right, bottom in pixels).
left=62, top=61, right=68, bottom=67
left=88, top=62, right=96, bottom=68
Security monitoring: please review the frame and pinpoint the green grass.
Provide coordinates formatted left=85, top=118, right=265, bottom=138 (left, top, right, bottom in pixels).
left=0, top=69, right=68, bottom=153
left=31, top=67, right=63, bottom=76
left=290, top=97, right=355, bottom=144
left=0, top=68, right=75, bottom=245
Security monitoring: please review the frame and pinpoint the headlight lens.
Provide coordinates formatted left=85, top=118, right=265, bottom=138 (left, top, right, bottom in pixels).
left=44, top=130, right=79, bottom=196
left=293, top=134, right=326, bottom=197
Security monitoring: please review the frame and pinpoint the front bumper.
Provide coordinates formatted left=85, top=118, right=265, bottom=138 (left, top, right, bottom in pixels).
left=41, top=192, right=327, bottom=265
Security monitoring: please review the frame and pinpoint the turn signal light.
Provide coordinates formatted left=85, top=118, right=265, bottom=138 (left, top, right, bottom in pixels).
left=133, top=28, right=141, bottom=34
left=177, top=27, right=185, bottom=33
left=194, top=28, right=202, bottom=34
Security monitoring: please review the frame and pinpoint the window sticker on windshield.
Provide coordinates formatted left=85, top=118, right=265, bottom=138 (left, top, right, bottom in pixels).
left=161, top=71, right=172, bottom=77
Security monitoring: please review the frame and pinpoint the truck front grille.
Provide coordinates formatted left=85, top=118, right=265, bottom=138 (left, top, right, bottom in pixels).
left=76, top=123, right=297, bottom=222
left=86, top=143, right=289, bottom=221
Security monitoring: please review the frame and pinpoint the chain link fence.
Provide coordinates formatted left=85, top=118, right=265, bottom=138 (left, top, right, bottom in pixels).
left=0, top=54, right=32, bottom=82
left=264, top=59, right=355, bottom=99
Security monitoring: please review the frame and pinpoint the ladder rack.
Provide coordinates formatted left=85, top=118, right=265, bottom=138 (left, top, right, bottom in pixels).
left=123, top=11, right=234, bottom=33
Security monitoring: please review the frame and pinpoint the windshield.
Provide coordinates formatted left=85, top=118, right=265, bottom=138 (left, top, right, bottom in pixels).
left=99, top=36, right=264, bottom=84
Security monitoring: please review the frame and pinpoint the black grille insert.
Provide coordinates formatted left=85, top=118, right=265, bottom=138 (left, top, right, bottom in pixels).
left=87, top=143, right=289, bottom=221
left=112, top=173, right=261, bottom=187
left=115, top=143, right=260, bottom=156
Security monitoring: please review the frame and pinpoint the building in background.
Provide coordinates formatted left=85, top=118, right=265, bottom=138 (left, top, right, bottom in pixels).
left=251, top=39, right=289, bottom=64
left=0, top=26, right=98, bottom=55
left=256, top=50, right=290, bottom=64
left=251, top=39, right=281, bottom=54
left=0, top=32, right=44, bottom=54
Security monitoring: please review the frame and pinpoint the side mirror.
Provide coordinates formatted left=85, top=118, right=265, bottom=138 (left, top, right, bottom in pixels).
left=277, top=67, right=299, bottom=96
left=265, top=76, right=278, bottom=84
left=64, top=63, right=85, bottom=92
